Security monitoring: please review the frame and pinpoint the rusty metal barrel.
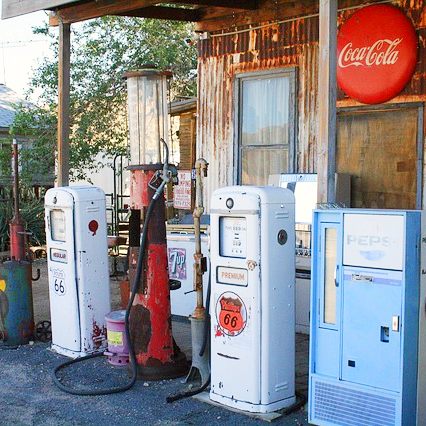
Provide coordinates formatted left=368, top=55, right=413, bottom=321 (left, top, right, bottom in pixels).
left=0, top=260, right=34, bottom=346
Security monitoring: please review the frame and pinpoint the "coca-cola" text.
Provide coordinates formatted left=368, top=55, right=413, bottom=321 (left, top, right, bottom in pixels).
left=338, top=38, right=402, bottom=68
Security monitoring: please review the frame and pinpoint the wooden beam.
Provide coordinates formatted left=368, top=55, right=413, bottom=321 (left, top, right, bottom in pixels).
left=195, top=0, right=318, bottom=32
left=50, top=0, right=162, bottom=26
left=171, top=0, right=258, bottom=10
left=2, top=0, right=78, bottom=19
left=57, top=21, right=71, bottom=187
left=317, top=0, right=337, bottom=204
left=119, top=5, right=203, bottom=21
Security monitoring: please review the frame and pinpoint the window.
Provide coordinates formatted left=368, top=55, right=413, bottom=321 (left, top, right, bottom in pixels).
left=236, top=69, right=296, bottom=185
left=323, top=227, right=337, bottom=325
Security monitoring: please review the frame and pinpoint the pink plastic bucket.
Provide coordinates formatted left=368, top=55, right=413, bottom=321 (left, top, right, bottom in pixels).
left=105, top=310, right=129, bottom=366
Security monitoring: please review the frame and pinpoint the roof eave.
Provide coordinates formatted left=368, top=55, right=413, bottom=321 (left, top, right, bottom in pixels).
left=1, top=1, right=78, bottom=19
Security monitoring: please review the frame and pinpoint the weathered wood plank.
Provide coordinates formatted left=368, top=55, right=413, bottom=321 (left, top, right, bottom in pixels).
left=317, top=0, right=337, bottom=204
left=173, top=0, right=259, bottom=10
left=49, top=0, right=162, bottom=26
left=57, top=21, right=70, bottom=187
left=195, top=0, right=317, bottom=32
left=118, top=5, right=203, bottom=21
left=336, top=108, right=419, bottom=209
left=2, top=0, right=77, bottom=19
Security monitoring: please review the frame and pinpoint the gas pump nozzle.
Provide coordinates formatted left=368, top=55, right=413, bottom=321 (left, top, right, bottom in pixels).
left=148, top=139, right=178, bottom=200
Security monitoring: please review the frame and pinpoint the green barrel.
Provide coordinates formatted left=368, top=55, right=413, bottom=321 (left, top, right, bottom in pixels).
left=0, top=260, right=34, bottom=346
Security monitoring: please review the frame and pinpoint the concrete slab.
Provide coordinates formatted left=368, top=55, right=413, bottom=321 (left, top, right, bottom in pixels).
left=194, top=391, right=285, bottom=422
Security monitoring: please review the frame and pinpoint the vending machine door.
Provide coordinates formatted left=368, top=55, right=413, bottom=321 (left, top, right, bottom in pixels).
left=341, top=267, right=402, bottom=391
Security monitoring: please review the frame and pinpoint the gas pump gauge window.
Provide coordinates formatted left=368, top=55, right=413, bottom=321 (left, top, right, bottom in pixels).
left=50, top=209, right=66, bottom=242
left=219, top=217, right=247, bottom=258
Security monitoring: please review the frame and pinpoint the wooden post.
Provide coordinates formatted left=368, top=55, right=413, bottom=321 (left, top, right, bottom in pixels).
left=57, top=21, right=71, bottom=187
left=317, top=0, right=337, bottom=204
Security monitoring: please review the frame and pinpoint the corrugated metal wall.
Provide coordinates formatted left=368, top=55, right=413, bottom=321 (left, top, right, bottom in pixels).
left=196, top=0, right=426, bottom=207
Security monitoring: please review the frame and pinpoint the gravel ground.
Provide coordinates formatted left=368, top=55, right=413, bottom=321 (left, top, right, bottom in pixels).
left=0, top=342, right=309, bottom=425
left=1, top=259, right=309, bottom=425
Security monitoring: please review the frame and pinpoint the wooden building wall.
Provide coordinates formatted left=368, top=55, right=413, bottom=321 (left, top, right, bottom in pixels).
left=196, top=0, right=426, bottom=209
left=178, top=111, right=197, bottom=170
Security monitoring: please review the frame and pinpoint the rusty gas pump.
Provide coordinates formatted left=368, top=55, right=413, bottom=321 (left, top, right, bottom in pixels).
left=124, top=68, right=188, bottom=379
left=0, top=139, right=36, bottom=347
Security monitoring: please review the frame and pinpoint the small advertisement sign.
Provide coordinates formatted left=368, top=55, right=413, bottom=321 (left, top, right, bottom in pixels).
left=173, top=171, right=192, bottom=210
left=168, top=247, right=187, bottom=280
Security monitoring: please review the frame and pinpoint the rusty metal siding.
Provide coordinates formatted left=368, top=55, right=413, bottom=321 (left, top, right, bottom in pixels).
left=197, top=0, right=426, bottom=206
left=197, top=15, right=320, bottom=206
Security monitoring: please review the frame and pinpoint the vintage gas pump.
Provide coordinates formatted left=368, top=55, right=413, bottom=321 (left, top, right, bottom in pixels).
left=309, top=209, right=426, bottom=426
left=45, top=186, right=111, bottom=357
left=0, top=139, right=35, bottom=347
left=209, top=186, right=296, bottom=413
left=124, top=68, right=187, bottom=380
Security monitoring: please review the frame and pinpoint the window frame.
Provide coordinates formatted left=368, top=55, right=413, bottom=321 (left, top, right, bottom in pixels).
left=233, top=68, right=297, bottom=185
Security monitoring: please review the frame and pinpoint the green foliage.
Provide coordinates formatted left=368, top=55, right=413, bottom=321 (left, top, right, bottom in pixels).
left=1, top=16, right=197, bottom=250
left=15, top=16, right=197, bottom=181
left=9, top=104, right=56, bottom=186
left=0, top=191, right=46, bottom=252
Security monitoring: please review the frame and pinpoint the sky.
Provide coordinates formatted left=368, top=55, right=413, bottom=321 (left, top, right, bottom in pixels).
left=0, top=1, right=52, bottom=99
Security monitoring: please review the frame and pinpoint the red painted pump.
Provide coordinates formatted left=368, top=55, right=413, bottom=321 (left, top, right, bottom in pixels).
left=128, top=140, right=188, bottom=380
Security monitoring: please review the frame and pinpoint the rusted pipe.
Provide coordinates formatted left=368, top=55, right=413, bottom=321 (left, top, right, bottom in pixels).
left=10, top=139, right=25, bottom=261
left=192, top=158, right=208, bottom=319
left=12, top=139, right=19, bottom=219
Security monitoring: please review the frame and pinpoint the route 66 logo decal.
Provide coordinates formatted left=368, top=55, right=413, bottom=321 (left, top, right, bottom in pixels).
left=216, top=292, right=247, bottom=336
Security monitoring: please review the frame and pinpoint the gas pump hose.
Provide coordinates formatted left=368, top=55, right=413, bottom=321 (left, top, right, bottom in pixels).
left=166, top=265, right=212, bottom=403
left=52, top=194, right=159, bottom=396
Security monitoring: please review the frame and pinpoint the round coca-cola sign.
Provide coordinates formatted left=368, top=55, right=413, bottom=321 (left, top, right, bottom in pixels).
left=337, top=5, right=417, bottom=104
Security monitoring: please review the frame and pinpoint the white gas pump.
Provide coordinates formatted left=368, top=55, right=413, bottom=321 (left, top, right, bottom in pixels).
left=210, top=186, right=296, bottom=413
left=45, top=186, right=111, bottom=358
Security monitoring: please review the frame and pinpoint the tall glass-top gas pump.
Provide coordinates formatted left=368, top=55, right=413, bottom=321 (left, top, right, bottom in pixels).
left=123, top=68, right=187, bottom=379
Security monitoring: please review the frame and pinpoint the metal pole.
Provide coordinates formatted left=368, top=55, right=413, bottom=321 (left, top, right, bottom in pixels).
left=10, top=139, right=25, bottom=261
left=12, top=139, right=19, bottom=219
left=192, top=158, right=208, bottom=318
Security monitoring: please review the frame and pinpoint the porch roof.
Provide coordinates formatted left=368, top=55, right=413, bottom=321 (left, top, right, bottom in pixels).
left=2, top=0, right=261, bottom=27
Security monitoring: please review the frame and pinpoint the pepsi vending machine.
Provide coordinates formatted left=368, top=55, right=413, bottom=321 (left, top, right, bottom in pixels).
left=309, top=209, right=426, bottom=426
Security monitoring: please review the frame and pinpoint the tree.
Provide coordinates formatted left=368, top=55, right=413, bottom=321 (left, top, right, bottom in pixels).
left=13, top=16, right=197, bottom=181
left=0, top=16, right=197, bottom=250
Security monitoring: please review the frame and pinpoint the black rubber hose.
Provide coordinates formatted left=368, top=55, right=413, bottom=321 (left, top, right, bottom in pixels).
left=166, top=376, right=211, bottom=403
left=52, top=194, right=159, bottom=396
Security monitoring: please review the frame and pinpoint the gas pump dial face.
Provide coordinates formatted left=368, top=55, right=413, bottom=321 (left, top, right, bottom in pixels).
left=50, top=209, right=66, bottom=242
left=219, top=217, right=247, bottom=258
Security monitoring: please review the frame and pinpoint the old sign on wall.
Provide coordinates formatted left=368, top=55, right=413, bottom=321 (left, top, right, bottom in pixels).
left=337, top=5, right=417, bottom=104
left=173, top=170, right=192, bottom=210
